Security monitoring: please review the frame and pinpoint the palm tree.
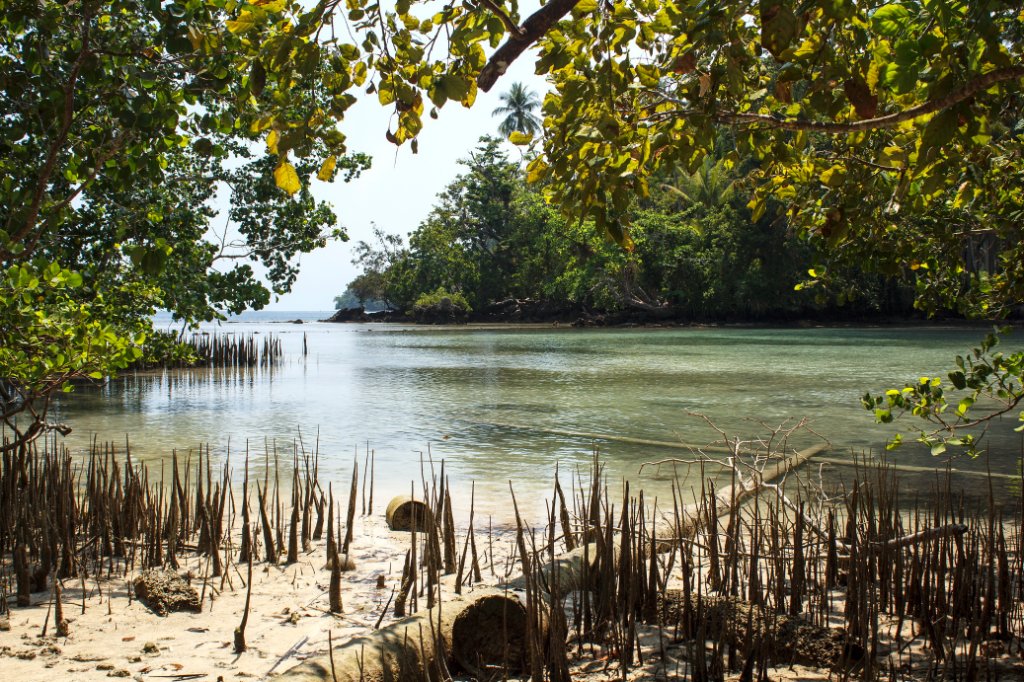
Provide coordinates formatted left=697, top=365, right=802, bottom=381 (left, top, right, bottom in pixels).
left=661, top=157, right=737, bottom=212
left=492, top=82, right=542, bottom=137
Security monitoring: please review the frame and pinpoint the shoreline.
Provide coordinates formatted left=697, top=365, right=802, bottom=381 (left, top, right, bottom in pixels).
left=316, top=302, right=1024, bottom=329
left=278, top=318, right=1024, bottom=334
left=2, top=439, right=1021, bottom=682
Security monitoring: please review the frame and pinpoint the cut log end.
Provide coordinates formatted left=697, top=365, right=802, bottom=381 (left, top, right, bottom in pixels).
left=452, top=593, right=532, bottom=678
left=385, top=496, right=430, bottom=532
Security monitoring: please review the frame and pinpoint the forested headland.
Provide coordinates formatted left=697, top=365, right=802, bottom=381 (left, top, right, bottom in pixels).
left=334, top=135, right=920, bottom=325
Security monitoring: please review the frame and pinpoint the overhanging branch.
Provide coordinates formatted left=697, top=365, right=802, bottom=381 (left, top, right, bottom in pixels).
left=477, top=0, right=582, bottom=92
left=476, top=0, right=524, bottom=38
left=713, top=65, right=1024, bottom=133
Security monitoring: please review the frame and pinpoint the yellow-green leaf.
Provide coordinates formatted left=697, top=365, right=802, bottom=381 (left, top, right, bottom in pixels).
left=274, top=161, right=301, bottom=195
left=226, top=11, right=258, bottom=34
left=819, top=164, right=846, bottom=187
left=266, top=129, right=279, bottom=154
left=317, top=155, right=337, bottom=181
left=251, top=115, right=274, bottom=133
left=525, top=159, right=548, bottom=184
left=254, top=0, right=287, bottom=11
left=509, top=131, right=533, bottom=145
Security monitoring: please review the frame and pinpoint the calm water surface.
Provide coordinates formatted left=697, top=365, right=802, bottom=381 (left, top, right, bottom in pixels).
left=53, top=319, right=1021, bottom=518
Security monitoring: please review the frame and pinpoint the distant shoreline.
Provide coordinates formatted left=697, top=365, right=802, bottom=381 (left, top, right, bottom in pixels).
left=313, top=316, right=1020, bottom=332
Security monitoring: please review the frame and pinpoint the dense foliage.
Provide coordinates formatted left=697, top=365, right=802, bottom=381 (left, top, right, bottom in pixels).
left=193, top=0, right=1023, bottom=321
left=0, top=0, right=368, bottom=448
left=347, top=138, right=914, bottom=321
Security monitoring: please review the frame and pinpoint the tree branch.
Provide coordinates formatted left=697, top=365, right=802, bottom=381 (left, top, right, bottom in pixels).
left=644, top=66, right=1024, bottom=134
left=713, top=65, right=1024, bottom=133
left=5, top=16, right=92, bottom=258
left=24, top=131, right=133, bottom=259
left=476, top=0, right=524, bottom=38
left=477, top=0, right=582, bottom=92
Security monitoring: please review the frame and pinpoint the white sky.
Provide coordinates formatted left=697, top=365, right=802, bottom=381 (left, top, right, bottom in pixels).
left=264, top=53, right=549, bottom=311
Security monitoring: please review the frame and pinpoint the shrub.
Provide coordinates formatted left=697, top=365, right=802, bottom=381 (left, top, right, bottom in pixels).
left=410, top=287, right=472, bottom=323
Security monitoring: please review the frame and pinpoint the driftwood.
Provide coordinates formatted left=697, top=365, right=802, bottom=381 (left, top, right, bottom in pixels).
left=658, top=590, right=864, bottom=669
left=503, top=541, right=606, bottom=595
left=653, top=443, right=828, bottom=548
left=277, top=588, right=532, bottom=681
left=876, top=522, right=968, bottom=550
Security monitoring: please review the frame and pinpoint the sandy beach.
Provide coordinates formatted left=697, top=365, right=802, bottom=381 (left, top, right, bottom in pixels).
left=1, top=515, right=430, bottom=681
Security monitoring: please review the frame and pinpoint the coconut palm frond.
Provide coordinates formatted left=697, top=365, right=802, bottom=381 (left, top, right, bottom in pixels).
left=492, top=82, right=542, bottom=138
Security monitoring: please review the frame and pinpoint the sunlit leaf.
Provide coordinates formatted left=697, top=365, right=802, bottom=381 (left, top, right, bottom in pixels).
left=872, top=4, right=911, bottom=37
left=274, top=161, right=301, bottom=195
left=226, top=11, right=258, bottom=34
left=317, top=155, right=337, bottom=181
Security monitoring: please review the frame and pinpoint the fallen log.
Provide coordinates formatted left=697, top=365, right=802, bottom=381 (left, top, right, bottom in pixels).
left=653, top=443, right=828, bottom=549
left=450, top=591, right=536, bottom=677
left=276, top=588, right=533, bottom=681
left=502, top=541, right=605, bottom=595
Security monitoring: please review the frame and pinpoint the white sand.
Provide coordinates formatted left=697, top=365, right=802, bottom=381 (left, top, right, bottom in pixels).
left=1, top=516, right=415, bottom=681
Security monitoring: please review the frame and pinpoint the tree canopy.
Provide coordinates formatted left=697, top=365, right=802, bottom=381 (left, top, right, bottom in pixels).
left=160, top=0, right=1022, bottom=316
left=0, top=0, right=369, bottom=448
left=348, top=136, right=910, bottom=319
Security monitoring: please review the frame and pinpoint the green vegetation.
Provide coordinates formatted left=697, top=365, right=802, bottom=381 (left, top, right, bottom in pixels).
left=201, top=0, right=1022, bottom=322
left=411, top=287, right=473, bottom=323
left=347, top=137, right=912, bottom=321
left=0, top=0, right=368, bottom=448
left=491, top=82, right=542, bottom=138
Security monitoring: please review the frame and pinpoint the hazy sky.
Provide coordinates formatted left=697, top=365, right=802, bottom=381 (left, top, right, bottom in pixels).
left=264, top=54, right=549, bottom=311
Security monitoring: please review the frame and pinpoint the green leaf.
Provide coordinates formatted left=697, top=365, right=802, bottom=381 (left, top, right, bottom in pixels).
left=761, top=1, right=800, bottom=59
left=250, top=60, right=266, bottom=96
left=819, top=165, right=846, bottom=188
left=918, top=109, right=957, bottom=163
left=872, top=4, right=911, bottom=37
left=573, top=0, right=598, bottom=14
left=378, top=81, right=396, bottom=106
left=254, top=0, right=287, bottom=11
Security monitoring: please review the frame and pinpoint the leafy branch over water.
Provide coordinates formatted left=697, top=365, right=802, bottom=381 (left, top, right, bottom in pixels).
left=864, top=328, right=1024, bottom=457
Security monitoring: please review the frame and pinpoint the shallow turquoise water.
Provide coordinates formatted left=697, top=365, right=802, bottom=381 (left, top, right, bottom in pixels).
left=53, top=323, right=1021, bottom=516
